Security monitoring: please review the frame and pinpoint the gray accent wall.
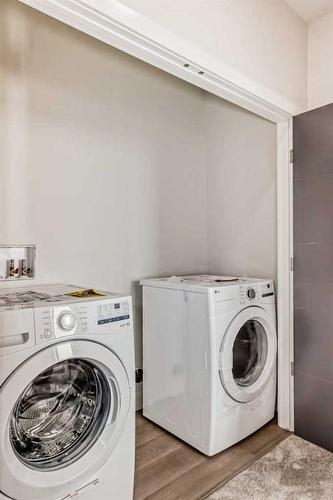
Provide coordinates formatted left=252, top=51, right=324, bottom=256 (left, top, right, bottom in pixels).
left=294, top=103, right=333, bottom=452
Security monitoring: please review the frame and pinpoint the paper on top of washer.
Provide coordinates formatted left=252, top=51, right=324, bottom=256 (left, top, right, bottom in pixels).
left=0, top=284, right=113, bottom=311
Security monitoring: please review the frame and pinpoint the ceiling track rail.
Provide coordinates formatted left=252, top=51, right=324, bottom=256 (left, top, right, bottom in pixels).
left=18, top=0, right=296, bottom=123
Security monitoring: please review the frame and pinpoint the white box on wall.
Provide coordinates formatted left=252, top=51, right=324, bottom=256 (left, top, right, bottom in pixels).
left=0, top=245, right=36, bottom=282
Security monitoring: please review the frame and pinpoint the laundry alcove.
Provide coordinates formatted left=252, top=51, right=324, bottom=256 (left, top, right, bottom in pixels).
left=1, top=0, right=281, bottom=413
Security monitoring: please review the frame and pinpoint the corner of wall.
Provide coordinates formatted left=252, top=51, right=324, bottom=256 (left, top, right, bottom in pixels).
left=307, top=10, right=333, bottom=110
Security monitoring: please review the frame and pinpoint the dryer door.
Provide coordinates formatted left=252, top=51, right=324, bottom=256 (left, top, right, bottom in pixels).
left=0, top=340, right=131, bottom=500
left=219, top=307, right=276, bottom=403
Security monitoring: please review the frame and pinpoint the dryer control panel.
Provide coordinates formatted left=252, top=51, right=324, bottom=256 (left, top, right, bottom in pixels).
left=239, top=282, right=275, bottom=305
left=210, top=280, right=275, bottom=315
left=260, top=282, right=275, bottom=301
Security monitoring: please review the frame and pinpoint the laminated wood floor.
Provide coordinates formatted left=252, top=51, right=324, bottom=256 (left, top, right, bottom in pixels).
left=134, top=413, right=289, bottom=500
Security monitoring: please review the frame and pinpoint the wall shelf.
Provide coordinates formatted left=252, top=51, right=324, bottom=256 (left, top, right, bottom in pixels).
left=0, top=245, right=36, bottom=281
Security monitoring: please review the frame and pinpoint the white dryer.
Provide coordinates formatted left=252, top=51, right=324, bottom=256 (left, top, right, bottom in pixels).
left=141, top=275, right=277, bottom=455
left=0, top=284, right=135, bottom=500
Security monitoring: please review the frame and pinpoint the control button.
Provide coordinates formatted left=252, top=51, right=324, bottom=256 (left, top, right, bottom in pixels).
left=58, top=311, right=77, bottom=331
left=81, top=323, right=88, bottom=333
left=44, top=330, right=52, bottom=339
left=247, top=288, right=256, bottom=300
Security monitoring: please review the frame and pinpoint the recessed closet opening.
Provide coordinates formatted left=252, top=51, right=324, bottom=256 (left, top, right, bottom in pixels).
left=1, top=0, right=277, bottom=409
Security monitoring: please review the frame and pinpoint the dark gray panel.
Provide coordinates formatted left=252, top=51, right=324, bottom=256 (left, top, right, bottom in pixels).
left=294, top=281, right=333, bottom=311
left=294, top=174, right=333, bottom=245
left=294, top=242, right=333, bottom=284
left=294, top=103, right=333, bottom=180
left=294, top=305, right=333, bottom=381
left=294, top=103, right=333, bottom=451
left=294, top=371, right=333, bottom=452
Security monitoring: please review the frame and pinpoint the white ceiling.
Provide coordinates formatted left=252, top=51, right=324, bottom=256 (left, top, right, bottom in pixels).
left=284, top=0, right=333, bottom=22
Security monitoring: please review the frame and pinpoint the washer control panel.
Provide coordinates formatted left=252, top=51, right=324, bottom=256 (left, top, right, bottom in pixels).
left=58, top=310, right=77, bottom=331
left=53, top=306, right=80, bottom=339
left=77, top=305, right=89, bottom=333
left=97, top=301, right=130, bottom=326
left=38, top=308, right=53, bottom=342
left=34, top=297, right=132, bottom=344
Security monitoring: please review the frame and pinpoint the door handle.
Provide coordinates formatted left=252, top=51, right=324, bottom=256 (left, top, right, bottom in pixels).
left=0, top=332, right=29, bottom=348
left=107, top=376, right=120, bottom=424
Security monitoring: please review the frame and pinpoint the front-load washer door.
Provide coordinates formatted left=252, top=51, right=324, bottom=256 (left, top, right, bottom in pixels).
left=0, top=340, right=131, bottom=500
left=219, top=307, right=277, bottom=403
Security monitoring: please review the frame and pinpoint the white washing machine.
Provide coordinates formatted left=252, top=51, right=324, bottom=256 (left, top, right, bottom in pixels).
left=0, top=284, right=135, bottom=500
left=141, top=275, right=277, bottom=455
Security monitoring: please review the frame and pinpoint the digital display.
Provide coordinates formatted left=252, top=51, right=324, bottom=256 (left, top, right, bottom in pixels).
left=98, top=315, right=129, bottom=325
left=97, top=302, right=129, bottom=326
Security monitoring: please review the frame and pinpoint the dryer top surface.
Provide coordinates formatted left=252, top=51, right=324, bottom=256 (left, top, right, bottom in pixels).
left=141, top=275, right=273, bottom=293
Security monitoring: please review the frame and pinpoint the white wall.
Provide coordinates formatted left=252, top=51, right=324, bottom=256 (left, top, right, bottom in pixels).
left=308, top=10, right=333, bottom=109
left=1, top=0, right=277, bottom=384
left=0, top=0, right=208, bottom=371
left=120, top=0, right=308, bottom=111
left=205, top=95, right=277, bottom=279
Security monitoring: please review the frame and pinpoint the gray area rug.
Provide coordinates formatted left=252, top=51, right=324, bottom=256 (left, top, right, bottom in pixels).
left=207, top=435, right=333, bottom=500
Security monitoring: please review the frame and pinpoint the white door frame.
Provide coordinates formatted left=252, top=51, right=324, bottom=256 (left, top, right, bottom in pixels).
left=277, top=119, right=294, bottom=431
left=17, top=0, right=295, bottom=431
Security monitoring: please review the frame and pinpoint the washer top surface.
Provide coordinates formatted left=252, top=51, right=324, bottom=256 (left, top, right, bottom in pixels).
left=0, top=283, right=127, bottom=311
left=141, top=274, right=272, bottom=293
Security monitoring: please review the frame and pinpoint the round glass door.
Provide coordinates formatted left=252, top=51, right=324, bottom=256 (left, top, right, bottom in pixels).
left=232, top=320, right=268, bottom=387
left=219, top=307, right=277, bottom=403
left=0, top=340, right=131, bottom=500
left=10, top=359, right=110, bottom=471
